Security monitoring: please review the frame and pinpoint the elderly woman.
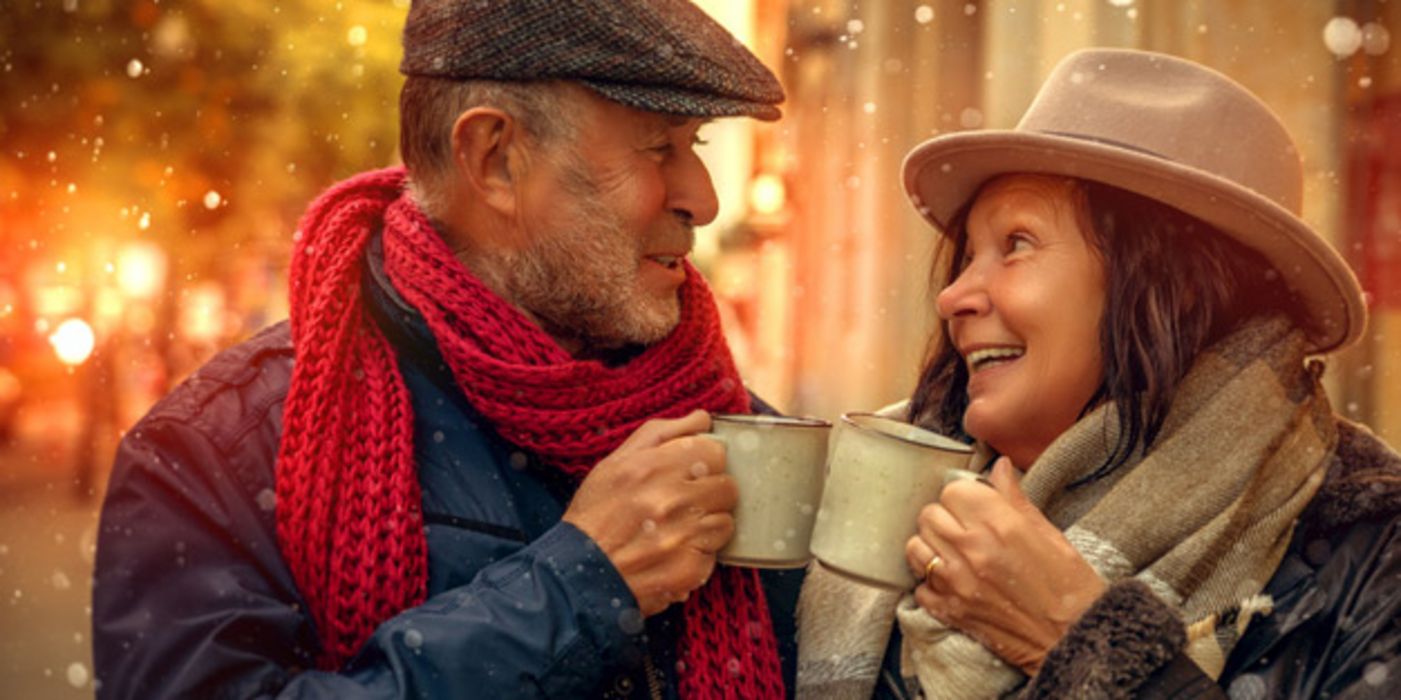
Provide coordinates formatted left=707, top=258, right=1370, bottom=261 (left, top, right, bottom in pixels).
left=798, top=49, right=1400, bottom=699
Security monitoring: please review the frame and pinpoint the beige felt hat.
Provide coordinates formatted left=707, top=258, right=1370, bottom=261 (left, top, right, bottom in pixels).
left=902, top=48, right=1366, bottom=353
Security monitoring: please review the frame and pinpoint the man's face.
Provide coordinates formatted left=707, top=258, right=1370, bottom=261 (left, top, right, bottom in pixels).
left=502, top=91, right=718, bottom=352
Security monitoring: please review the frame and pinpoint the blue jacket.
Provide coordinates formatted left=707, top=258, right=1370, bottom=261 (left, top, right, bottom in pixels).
left=92, top=250, right=802, bottom=699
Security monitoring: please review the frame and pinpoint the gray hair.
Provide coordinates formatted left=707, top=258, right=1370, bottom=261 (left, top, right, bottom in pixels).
left=399, top=77, right=578, bottom=218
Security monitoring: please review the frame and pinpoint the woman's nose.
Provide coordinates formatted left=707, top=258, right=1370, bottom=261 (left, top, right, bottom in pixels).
left=935, top=266, right=990, bottom=321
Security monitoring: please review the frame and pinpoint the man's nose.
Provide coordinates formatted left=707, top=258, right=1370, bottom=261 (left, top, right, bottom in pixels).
left=667, top=149, right=719, bottom=227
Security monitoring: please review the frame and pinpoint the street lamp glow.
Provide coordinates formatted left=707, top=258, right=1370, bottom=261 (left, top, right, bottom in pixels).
left=50, top=318, right=96, bottom=366
left=115, top=242, right=168, bottom=300
left=749, top=173, right=787, bottom=216
left=180, top=281, right=226, bottom=344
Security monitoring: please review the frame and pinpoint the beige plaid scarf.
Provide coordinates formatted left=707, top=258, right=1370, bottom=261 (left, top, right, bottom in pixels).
left=797, top=316, right=1336, bottom=698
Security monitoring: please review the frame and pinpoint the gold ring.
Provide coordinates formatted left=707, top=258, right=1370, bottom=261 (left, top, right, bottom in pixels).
left=924, top=555, right=943, bottom=582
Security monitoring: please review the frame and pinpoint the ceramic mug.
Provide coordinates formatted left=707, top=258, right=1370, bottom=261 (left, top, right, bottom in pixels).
left=703, top=413, right=832, bottom=568
left=808, top=412, right=974, bottom=588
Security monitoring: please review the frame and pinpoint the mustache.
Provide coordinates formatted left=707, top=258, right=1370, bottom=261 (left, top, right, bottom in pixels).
left=646, top=218, right=695, bottom=255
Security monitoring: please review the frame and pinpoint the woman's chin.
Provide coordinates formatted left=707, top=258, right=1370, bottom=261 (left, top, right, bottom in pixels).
left=963, top=413, right=1034, bottom=468
left=961, top=405, right=998, bottom=445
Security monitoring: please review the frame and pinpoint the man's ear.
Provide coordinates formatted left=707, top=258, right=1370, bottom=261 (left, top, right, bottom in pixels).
left=450, top=107, right=524, bottom=218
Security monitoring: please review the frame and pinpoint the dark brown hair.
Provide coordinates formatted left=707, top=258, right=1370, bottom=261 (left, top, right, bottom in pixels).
left=907, top=178, right=1304, bottom=481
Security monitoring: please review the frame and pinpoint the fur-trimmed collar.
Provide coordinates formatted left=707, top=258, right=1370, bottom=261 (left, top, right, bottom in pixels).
left=1301, top=419, right=1401, bottom=534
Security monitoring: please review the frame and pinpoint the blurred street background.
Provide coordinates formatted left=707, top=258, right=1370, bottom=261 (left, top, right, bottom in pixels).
left=4, top=1, right=1401, bottom=696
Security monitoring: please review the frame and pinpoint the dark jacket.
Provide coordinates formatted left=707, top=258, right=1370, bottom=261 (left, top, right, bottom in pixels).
left=875, top=420, right=1401, bottom=699
left=92, top=253, right=802, bottom=699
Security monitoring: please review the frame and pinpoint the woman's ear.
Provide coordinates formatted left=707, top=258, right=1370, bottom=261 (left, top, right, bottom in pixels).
left=450, top=107, right=523, bottom=219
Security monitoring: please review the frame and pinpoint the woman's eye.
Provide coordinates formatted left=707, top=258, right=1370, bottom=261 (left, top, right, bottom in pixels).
left=692, top=135, right=709, bottom=147
left=1007, top=232, right=1034, bottom=254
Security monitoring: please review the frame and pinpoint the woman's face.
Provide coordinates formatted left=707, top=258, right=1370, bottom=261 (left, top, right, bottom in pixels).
left=936, top=174, right=1107, bottom=469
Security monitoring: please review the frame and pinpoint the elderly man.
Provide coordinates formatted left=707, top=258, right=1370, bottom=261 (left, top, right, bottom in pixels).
left=91, top=1, right=797, bottom=697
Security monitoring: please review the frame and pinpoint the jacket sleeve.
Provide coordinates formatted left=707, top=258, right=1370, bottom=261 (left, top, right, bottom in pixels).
left=93, top=415, right=643, bottom=700
left=1021, top=580, right=1226, bottom=699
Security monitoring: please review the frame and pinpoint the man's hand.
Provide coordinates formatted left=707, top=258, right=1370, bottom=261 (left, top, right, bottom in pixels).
left=563, top=409, right=736, bottom=617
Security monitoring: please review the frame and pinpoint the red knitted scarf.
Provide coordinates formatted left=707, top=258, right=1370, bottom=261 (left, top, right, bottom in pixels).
left=276, top=167, right=783, bottom=698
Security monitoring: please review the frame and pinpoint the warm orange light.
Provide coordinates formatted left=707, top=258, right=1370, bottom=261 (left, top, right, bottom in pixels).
left=92, top=286, right=125, bottom=336
left=180, top=282, right=226, bottom=344
left=116, top=242, right=168, bottom=300
left=749, top=173, right=787, bottom=216
left=50, top=318, right=96, bottom=366
left=32, top=283, right=83, bottom=318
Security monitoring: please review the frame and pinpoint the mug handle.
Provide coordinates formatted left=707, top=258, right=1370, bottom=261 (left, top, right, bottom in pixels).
left=940, top=467, right=991, bottom=494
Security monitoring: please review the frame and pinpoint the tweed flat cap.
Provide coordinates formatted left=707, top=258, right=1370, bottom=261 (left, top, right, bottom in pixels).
left=401, top=0, right=784, bottom=121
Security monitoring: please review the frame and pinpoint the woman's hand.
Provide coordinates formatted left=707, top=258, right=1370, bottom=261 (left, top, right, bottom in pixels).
left=904, top=457, right=1106, bottom=676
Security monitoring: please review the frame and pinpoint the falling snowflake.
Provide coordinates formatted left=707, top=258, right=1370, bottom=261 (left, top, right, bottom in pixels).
left=1363, top=661, right=1390, bottom=687
left=1323, top=17, right=1363, bottom=58
left=959, top=108, right=985, bottom=129
left=67, top=662, right=89, bottom=688
left=1361, top=22, right=1391, bottom=56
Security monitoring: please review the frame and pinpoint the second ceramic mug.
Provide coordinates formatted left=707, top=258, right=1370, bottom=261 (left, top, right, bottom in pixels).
left=703, top=413, right=832, bottom=569
left=808, top=412, right=974, bottom=588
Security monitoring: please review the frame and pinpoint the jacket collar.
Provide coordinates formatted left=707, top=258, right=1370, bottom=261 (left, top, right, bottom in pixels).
left=362, top=231, right=457, bottom=386
left=1301, top=418, right=1401, bottom=534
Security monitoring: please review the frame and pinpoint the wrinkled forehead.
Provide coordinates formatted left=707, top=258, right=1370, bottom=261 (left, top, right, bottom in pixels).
left=969, top=174, right=1082, bottom=221
left=962, top=174, right=1087, bottom=242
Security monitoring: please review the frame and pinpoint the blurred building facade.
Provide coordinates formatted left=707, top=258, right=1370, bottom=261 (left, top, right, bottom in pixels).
left=1, top=0, right=1399, bottom=477
left=697, top=0, right=1401, bottom=449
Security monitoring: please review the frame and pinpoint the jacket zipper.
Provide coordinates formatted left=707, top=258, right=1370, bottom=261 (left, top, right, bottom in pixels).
left=643, top=652, right=664, bottom=700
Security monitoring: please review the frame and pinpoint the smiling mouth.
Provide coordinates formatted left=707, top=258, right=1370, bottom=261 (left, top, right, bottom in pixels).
left=965, top=347, right=1025, bottom=373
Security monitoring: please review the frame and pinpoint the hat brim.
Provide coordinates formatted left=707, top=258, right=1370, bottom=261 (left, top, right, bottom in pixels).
left=902, top=131, right=1365, bottom=353
left=583, top=80, right=782, bottom=121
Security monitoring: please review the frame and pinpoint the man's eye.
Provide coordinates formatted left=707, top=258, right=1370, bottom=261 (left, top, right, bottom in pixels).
left=692, top=135, right=709, bottom=147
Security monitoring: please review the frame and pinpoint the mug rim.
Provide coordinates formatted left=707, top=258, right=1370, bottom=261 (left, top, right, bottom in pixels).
left=840, top=412, right=973, bottom=453
left=711, top=413, right=832, bottom=429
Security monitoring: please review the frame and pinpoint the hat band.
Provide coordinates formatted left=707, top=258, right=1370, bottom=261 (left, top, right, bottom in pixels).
left=1039, top=129, right=1172, bottom=162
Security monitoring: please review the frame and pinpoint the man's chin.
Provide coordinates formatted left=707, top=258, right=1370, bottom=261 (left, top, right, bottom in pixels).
left=618, top=306, right=681, bottom=347
left=537, top=293, right=681, bottom=353
left=597, top=295, right=682, bottom=348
